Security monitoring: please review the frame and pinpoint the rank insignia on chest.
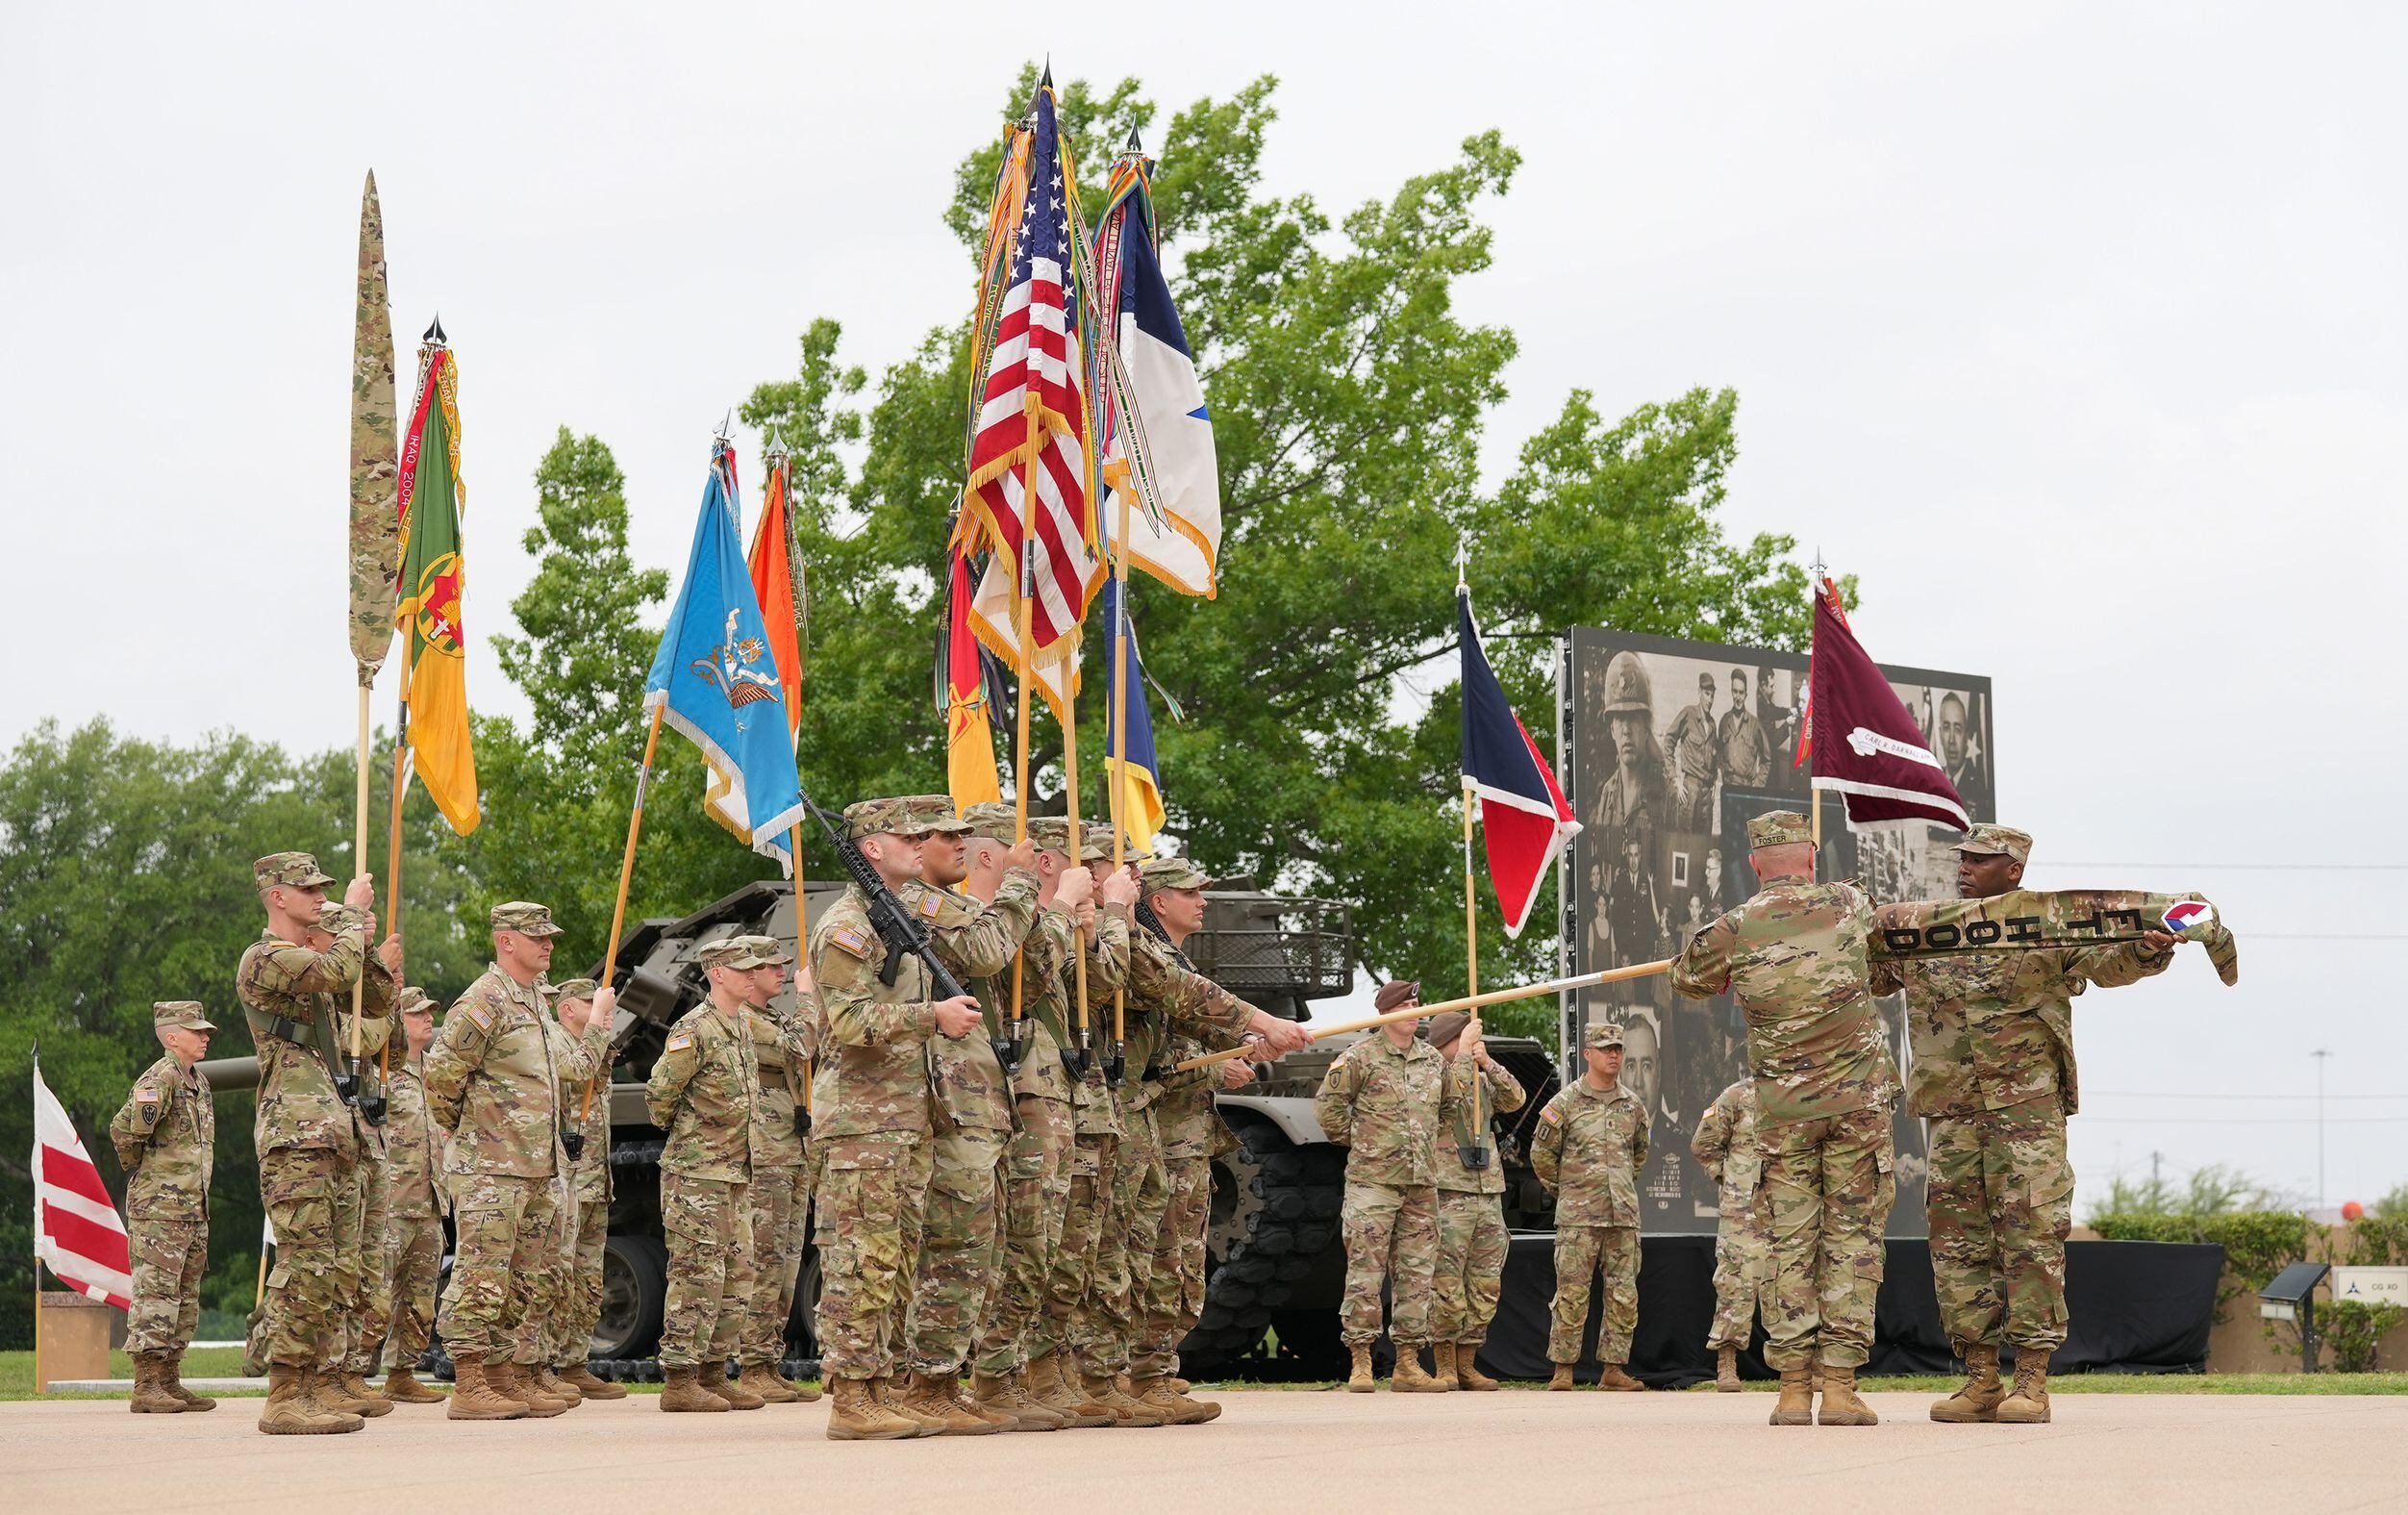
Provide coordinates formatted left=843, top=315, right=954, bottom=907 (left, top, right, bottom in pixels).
left=665, top=1033, right=693, bottom=1052
left=830, top=927, right=871, bottom=959
left=918, top=893, right=944, bottom=921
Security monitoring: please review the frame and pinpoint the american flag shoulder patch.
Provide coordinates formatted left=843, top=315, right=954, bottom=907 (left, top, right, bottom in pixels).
left=918, top=892, right=944, bottom=921
left=830, top=926, right=871, bottom=959
left=136, top=1089, right=161, bottom=1104
left=665, top=1033, right=693, bottom=1052
left=1540, top=1105, right=1561, bottom=1125
left=464, top=1001, right=493, bottom=1031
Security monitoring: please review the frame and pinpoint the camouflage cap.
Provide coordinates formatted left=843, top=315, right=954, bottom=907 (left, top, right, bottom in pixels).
left=153, top=1000, right=216, bottom=1032
left=551, top=977, right=600, bottom=1001
left=253, top=851, right=336, bottom=889
left=1139, top=855, right=1209, bottom=895
left=490, top=900, right=563, bottom=937
left=1024, top=816, right=1076, bottom=854
left=1585, top=1020, right=1626, bottom=1050
left=1078, top=821, right=1117, bottom=864
left=696, top=936, right=783, bottom=971
left=1599, top=651, right=1653, bottom=717
left=732, top=933, right=794, bottom=966
left=901, top=794, right=973, bottom=836
left=394, top=986, right=436, bottom=1016
left=843, top=796, right=927, bottom=841
left=1373, top=979, right=1420, bottom=1013
left=961, top=801, right=1018, bottom=843
left=1745, top=811, right=1813, bottom=850
left=1953, top=824, right=2032, bottom=866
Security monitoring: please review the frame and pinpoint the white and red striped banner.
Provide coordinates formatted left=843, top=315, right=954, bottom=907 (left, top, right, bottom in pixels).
left=32, top=1057, right=132, bottom=1309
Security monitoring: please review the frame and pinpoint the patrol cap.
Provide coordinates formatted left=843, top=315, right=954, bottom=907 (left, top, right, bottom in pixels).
left=961, top=801, right=1017, bottom=843
left=1024, top=816, right=1076, bottom=855
left=1585, top=1021, right=1626, bottom=1050
left=1745, top=811, right=1812, bottom=850
left=551, top=977, right=599, bottom=1001
left=490, top=900, right=563, bottom=937
left=901, top=794, right=973, bottom=836
left=1952, top=824, right=2032, bottom=866
left=843, top=796, right=926, bottom=841
left=1138, top=856, right=1208, bottom=895
left=733, top=933, right=794, bottom=966
left=696, top=936, right=784, bottom=970
left=254, top=851, right=336, bottom=889
left=394, top=987, right=436, bottom=1017
left=153, top=1000, right=216, bottom=1032
left=1422, top=1010, right=1471, bottom=1048
left=1078, top=821, right=1118, bottom=864
left=1373, top=979, right=1420, bottom=1014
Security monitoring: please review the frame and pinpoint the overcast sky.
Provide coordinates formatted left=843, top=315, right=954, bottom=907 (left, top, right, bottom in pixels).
left=7, top=3, right=2404, bottom=1217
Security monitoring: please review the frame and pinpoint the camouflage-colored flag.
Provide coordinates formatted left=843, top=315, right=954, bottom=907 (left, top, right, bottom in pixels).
left=1873, top=888, right=2238, bottom=986
left=348, top=170, right=401, bottom=681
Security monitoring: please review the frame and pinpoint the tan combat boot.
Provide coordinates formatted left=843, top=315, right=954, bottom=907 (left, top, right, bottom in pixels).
left=506, top=1359, right=572, bottom=1417
left=1816, top=1364, right=1878, bottom=1426
left=1930, top=1343, right=2004, bottom=1424
left=444, top=1357, right=525, bottom=1421
left=307, top=1366, right=385, bottom=1420
left=1347, top=1343, right=1376, bottom=1392
left=1083, top=1370, right=1166, bottom=1427
left=130, top=1351, right=184, bottom=1413
left=381, top=1365, right=446, bottom=1403
left=1431, top=1343, right=1457, bottom=1384
left=738, top=1361, right=799, bottom=1404
left=660, top=1365, right=730, bottom=1413
left=1546, top=1363, right=1576, bottom=1391
left=1996, top=1353, right=2051, bottom=1424
left=531, top=1364, right=585, bottom=1407
left=825, top=1375, right=919, bottom=1441
left=1597, top=1363, right=1645, bottom=1392
left=339, top=1368, right=395, bottom=1416
left=1455, top=1341, right=1500, bottom=1392
left=1392, top=1346, right=1453, bottom=1393
left=905, top=1371, right=1004, bottom=1434
left=260, top=1364, right=362, bottom=1434
left=1715, top=1345, right=1741, bottom=1392
left=162, top=1351, right=217, bottom=1411
left=1769, top=1366, right=1814, bottom=1426
left=700, top=1361, right=765, bottom=1410
left=971, top=1370, right=1061, bottom=1431
left=875, top=1373, right=946, bottom=1435
left=1131, top=1375, right=1221, bottom=1425
left=1029, top=1352, right=1114, bottom=1427
left=558, top=1362, right=626, bottom=1401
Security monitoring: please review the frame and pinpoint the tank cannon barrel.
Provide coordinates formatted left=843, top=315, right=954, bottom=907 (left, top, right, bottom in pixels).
left=197, top=1055, right=260, bottom=1093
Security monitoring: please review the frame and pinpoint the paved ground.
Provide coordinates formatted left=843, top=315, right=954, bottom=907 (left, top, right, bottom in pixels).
left=7, top=1389, right=2405, bottom=1513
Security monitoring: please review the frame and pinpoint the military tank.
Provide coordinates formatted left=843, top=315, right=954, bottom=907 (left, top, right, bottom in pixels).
left=201, top=874, right=1562, bottom=1380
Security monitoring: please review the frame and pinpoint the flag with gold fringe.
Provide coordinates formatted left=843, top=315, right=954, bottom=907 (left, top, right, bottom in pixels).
left=394, top=342, right=479, bottom=833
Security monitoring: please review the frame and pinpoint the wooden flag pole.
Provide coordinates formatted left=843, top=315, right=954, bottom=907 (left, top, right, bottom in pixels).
left=1009, top=397, right=1041, bottom=1048
left=1463, top=778, right=1485, bottom=1133
left=1107, top=478, right=1135, bottom=1054
left=381, top=637, right=412, bottom=1093
left=1176, top=960, right=1675, bottom=1073
left=348, top=684, right=373, bottom=1064
left=584, top=701, right=664, bottom=1122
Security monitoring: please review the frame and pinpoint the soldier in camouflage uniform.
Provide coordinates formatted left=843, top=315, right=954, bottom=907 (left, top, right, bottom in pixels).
left=810, top=797, right=985, bottom=1441
left=897, top=795, right=1044, bottom=1432
left=730, top=944, right=819, bottom=1406
left=111, top=1001, right=219, bottom=1414
left=1423, top=1009, right=1527, bottom=1391
left=378, top=989, right=448, bottom=1403
left=311, top=903, right=396, bottom=1421
left=1672, top=810, right=1898, bottom=1427
left=237, top=851, right=394, bottom=1435
left=1127, top=854, right=1269, bottom=1424
left=1316, top=979, right=1451, bottom=1394
left=1532, top=1021, right=1649, bottom=1392
left=648, top=936, right=782, bottom=1412
left=425, top=901, right=612, bottom=1421
left=541, top=978, right=627, bottom=1401
left=1871, top=825, right=2180, bottom=1427
left=1692, top=1075, right=1771, bottom=1392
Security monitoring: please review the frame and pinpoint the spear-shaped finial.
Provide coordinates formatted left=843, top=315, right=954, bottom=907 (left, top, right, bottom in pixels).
left=1454, top=532, right=1471, bottom=591
left=1809, top=545, right=1827, bottom=587
left=713, top=409, right=733, bottom=447
left=1039, top=57, right=1052, bottom=90
left=422, top=313, right=447, bottom=347
left=1125, top=123, right=1144, bottom=154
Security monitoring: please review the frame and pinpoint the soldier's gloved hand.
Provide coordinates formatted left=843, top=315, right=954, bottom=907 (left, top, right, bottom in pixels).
left=1097, top=870, right=1140, bottom=910
left=932, top=995, right=983, bottom=1040
left=1248, top=1011, right=1311, bottom=1054
left=344, top=873, right=376, bottom=910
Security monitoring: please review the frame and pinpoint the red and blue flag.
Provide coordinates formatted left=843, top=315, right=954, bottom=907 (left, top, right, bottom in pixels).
left=1460, top=585, right=1581, bottom=936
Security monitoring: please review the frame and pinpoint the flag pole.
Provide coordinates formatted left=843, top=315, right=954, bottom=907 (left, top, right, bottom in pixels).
left=1010, top=396, right=1041, bottom=1059
left=1807, top=549, right=1826, bottom=869
left=30, top=1051, right=40, bottom=1396
left=1108, top=467, right=1134, bottom=1072
left=584, top=699, right=664, bottom=1124
left=1458, top=542, right=1486, bottom=1133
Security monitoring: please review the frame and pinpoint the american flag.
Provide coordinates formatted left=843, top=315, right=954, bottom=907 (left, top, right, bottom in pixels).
left=961, top=83, right=1099, bottom=655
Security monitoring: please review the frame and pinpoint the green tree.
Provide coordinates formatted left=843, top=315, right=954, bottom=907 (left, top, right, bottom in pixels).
left=742, top=69, right=1815, bottom=1042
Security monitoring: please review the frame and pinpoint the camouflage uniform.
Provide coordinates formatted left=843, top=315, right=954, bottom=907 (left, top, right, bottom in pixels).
left=1868, top=826, right=2173, bottom=1358
left=1056, top=910, right=1136, bottom=1377
left=1429, top=1046, right=1526, bottom=1351
left=547, top=983, right=615, bottom=1370
left=110, top=1005, right=216, bottom=1356
left=1691, top=1077, right=1772, bottom=1351
left=425, top=906, right=611, bottom=1364
left=1531, top=1030, right=1648, bottom=1366
left=1316, top=1030, right=1445, bottom=1351
left=902, top=842, right=1039, bottom=1376
left=236, top=854, right=394, bottom=1372
left=380, top=1017, right=447, bottom=1373
left=510, top=993, right=590, bottom=1369
left=1671, top=813, right=1900, bottom=1372
left=341, top=1061, right=392, bottom=1378
left=740, top=971, right=814, bottom=1373
left=646, top=949, right=773, bottom=1371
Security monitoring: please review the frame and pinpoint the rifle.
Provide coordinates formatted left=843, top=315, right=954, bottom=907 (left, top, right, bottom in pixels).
left=801, top=798, right=996, bottom=1066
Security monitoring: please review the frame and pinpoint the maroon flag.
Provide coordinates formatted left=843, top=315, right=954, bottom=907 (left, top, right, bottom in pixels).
left=1807, top=581, right=1969, bottom=832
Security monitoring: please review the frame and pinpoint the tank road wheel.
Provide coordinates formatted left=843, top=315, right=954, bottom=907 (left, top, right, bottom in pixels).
left=592, top=1233, right=667, bottom=1362
left=1179, top=1117, right=1347, bottom=1379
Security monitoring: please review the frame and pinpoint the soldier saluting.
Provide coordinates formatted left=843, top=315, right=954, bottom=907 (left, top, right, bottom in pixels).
left=111, top=1001, right=219, bottom=1415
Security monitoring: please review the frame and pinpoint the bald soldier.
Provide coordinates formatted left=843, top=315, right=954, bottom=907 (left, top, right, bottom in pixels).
left=1872, top=824, right=2180, bottom=1426
left=111, top=1001, right=219, bottom=1415
left=1672, top=811, right=1898, bottom=1427
left=236, top=850, right=397, bottom=1435
left=424, top=902, right=613, bottom=1421
left=809, top=797, right=985, bottom=1441
left=378, top=988, right=449, bottom=1403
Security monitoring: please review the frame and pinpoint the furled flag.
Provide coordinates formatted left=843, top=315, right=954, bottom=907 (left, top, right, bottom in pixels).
left=1805, top=576, right=1969, bottom=832
left=957, top=77, right=1102, bottom=711
left=394, top=337, right=479, bottom=833
left=644, top=442, right=809, bottom=875
left=33, top=1054, right=132, bottom=1310
left=747, top=451, right=806, bottom=745
left=943, top=546, right=1004, bottom=808
left=1091, top=133, right=1220, bottom=598
left=1460, top=585, right=1581, bottom=936
left=1100, top=572, right=1166, bottom=848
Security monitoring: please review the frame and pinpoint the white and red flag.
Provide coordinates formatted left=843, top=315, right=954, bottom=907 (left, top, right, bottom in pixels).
left=32, top=1054, right=132, bottom=1309
left=1460, top=585, right=1581, bottom=935
left=1803, top=576, right=1969, bottom=832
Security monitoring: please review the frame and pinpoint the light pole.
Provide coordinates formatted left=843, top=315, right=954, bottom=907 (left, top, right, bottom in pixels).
left=2312, top=1048, right=2332, bottom=1210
